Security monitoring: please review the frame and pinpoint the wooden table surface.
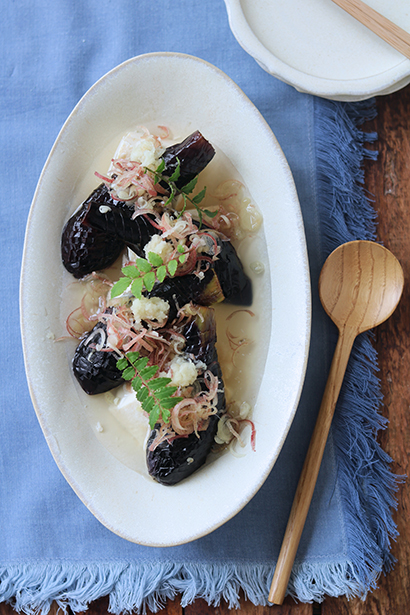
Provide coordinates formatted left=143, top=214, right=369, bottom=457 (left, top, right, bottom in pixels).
left=2, top=85, right=409, bottom=615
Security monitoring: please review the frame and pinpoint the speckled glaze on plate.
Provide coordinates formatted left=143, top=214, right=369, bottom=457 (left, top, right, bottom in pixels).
left=20, top=53, right=310, bottom=546
left=224, top=0, right=410, bottom=101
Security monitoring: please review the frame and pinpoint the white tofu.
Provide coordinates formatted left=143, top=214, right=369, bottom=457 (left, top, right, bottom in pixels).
left=108, top=388, right=149, bottom=442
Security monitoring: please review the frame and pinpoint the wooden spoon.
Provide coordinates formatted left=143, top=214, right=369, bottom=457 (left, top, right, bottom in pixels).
left=331, top=0, right=410, bottom=60
left=269, top=240, right=404, bottom=605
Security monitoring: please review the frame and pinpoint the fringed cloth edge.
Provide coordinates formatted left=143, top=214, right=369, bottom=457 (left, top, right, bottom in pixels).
left=310, top=97, right=405, bottom=601
left=0, top=559, right=390, bottom=614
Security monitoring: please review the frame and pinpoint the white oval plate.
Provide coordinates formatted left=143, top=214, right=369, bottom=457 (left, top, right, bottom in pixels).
left=20, top=53, right=310, bottom=546
left=224, top=0, right=410, bottom=101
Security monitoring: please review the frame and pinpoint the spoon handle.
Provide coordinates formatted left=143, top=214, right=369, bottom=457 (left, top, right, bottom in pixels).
left=331, top=0, right=410, bottom=60
left=269, top=326, right=357, bottom=604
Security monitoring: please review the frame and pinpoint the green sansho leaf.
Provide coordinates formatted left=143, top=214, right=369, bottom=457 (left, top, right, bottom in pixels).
left=143, top=397, right=155, bottom=414
left=116, top=357, right=128, bottom=371
left=155, top=159, right=165, bottom=174
left=148, top=377, right=172, bottom=391
left=168, top=159, right=181, bottom=183
left=133, top=356, right=149, bottom=371
left=167, top=259, right=178, bottom=277
left=192, top=186, right=207, bottom=204
left=111, top=277, right=131, bottom=298
left=204, top=209, right=218, bottom=219
left=122, top=366, right=136, bottom=381
left=137, top=387, right=149, bottom=403
left=147, top=159, right=220, bottom=231
left=181, top=176, right=198, bottom=195
left=117, top=351, right=183, bottom=426
left=165, top=184, right=176, bottom=207
left=127, top=351, right=142, bottom=365
left=121, top=264, right=140, bottom=278
left=156, top=386, right=179, bottom=400
left=156, top=265, right=167, bottom=283
left=140, top=365, right=158, bottom=380
left=147, top=252, right=163, bottom=267
left=161, top=397, right=183, bottom=410
left=131, top=277, right=144, bottom=299
left=143, top=271, right=156, bottom=292
left=148, top=404, right=161, bottom=428
left=131, top=377, right=142, bottom=392
left=135, top=258, right=152, bottom=273
left=161, top=408, right=171, bottom=424
left=112, top=246, right=190, bottom=300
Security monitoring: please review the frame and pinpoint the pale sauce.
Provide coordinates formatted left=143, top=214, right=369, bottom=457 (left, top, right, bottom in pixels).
left=60, top=126, right=272, bottom=479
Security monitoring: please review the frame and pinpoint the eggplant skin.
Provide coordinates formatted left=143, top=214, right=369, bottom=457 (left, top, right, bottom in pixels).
left=82, top=198, right=157, bottom=258
left=213, top=239, right=252, bottom=306
left=70, top=267, right=224, bottom=397
left=83, top=200, right=252, bottom=307
left=146, top=414, right=221, bottom=486
left=61, top=184, right=125, bottom=278
left=60, top=132, right=252, bottom=306
left=147, top=267, right=221, bottom=322
left=162, top=130, right=215, bottom=189
left=61, top=131, right=215, bottom=277
left=72, top=323, right=124, bottom=395
left=146, top=309, right=225, bottom=486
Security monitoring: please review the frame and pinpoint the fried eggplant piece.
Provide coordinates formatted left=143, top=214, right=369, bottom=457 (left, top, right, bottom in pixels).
left=146, top=307, right=225, bottom=486
left=61, top=184, right=125, bottom=278
left=61, top=131, right=215, bottom=277
left=71, top=270, right=224, bottom=396
left=82, top=198, right=157, bottom=258
left=82, top=202, right=253, bottom=307
left=161, top=130, right=215, bottom=189
left=72, top=322, right=125, bottom=395
left=147, top=268, right=225, bottom=321
left=212, top=239, right=252, bottom=306
left=61, top=131, right=251, bottom=305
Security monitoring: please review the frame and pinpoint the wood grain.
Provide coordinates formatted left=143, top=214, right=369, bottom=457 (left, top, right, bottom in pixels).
left=270, top=240, right=404, bottom=604
left=2, top=86, right=410, bottom=615
left=322, top=84, right=410, bottom=615
left=331, top=0, right=410, bottom=59
left=184, top=596, right=316, bottom=615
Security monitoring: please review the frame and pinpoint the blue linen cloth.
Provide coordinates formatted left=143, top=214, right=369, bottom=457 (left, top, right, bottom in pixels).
left=0, top=0, right=401, bottom=612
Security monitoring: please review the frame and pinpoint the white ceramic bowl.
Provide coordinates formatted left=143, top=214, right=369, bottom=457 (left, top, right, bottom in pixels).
left=224, top=0, right=410, bottom=101
left=20, top=53, right=310, bottom=546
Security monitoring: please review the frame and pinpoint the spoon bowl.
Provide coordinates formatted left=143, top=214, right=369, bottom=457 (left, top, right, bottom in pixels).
left=319, top=240, right=404, bottom=334
left=269, top=240, right=404, bottom=604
